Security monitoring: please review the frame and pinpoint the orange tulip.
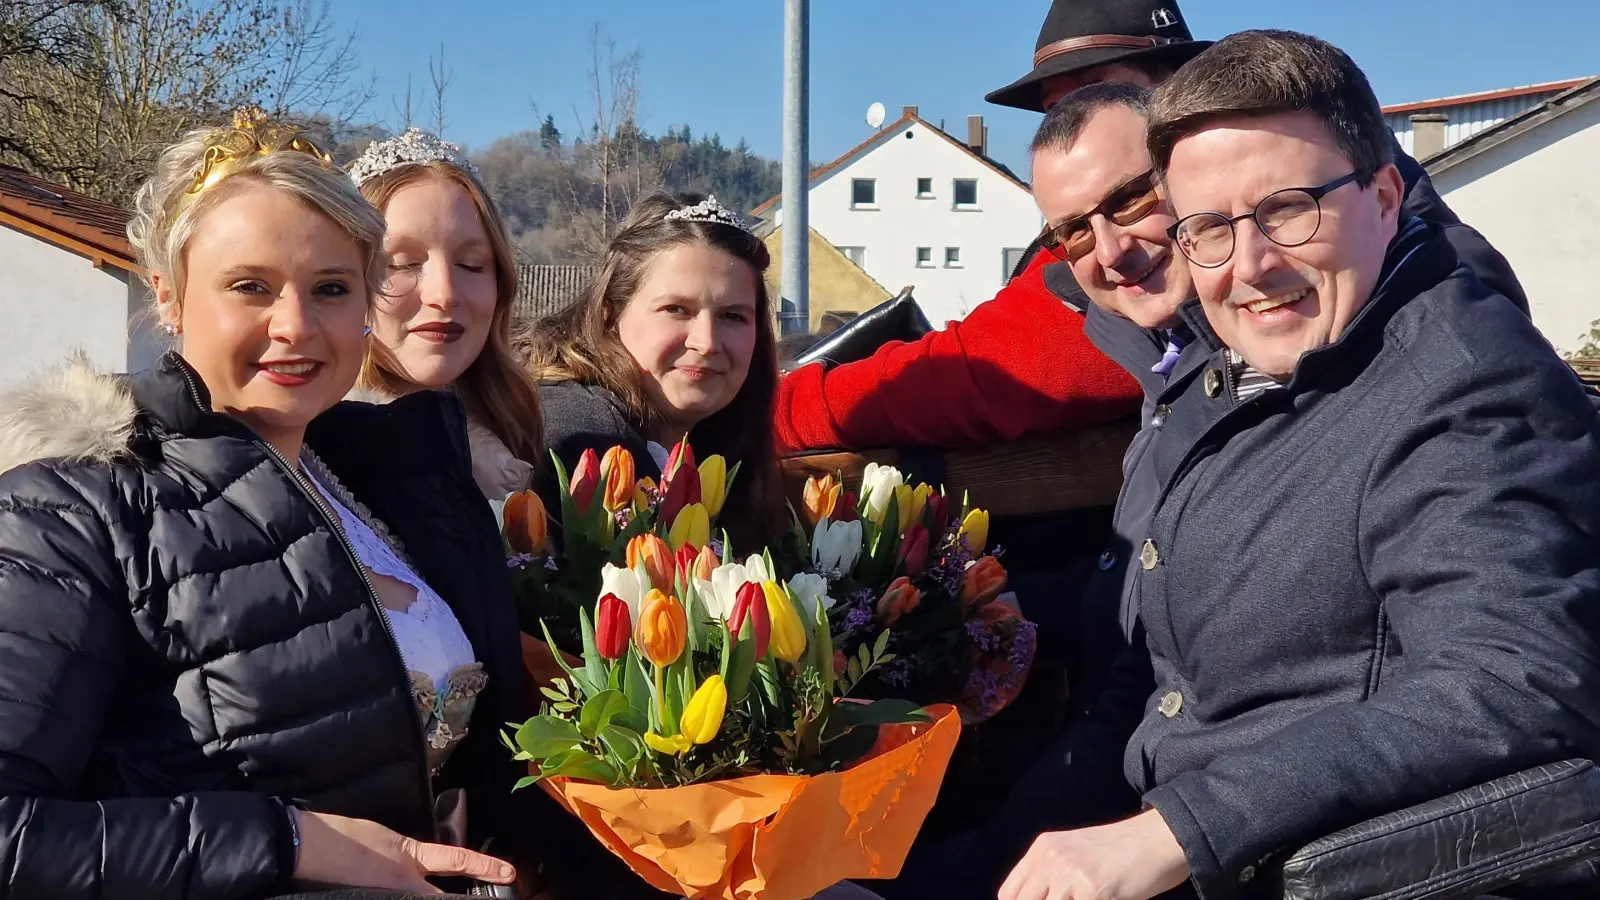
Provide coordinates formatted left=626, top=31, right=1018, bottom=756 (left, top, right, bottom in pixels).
left=626, top=533, right=674, bottom=594
left=600, top=446, right=636, bottom=513
left=502, top=490, right=549, bottom=555
left=802, top=474, right=842, bottom=528
left=876, top=576, right=922, bottom=627
left=692, top=544, right=719, bottom=582
left=635, top=589, right=688, bottom=667
left=961, top=557, right=1008, bottom=610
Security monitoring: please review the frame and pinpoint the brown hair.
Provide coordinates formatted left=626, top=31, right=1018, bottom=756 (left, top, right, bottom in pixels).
left=357, top=162, right=544, bottom=467
left=1146, top=30, right=1393, bottom=185
left=524, top=190, right=783, bottom=550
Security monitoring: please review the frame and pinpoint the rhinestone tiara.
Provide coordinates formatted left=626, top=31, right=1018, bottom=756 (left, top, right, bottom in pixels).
left=347, top=127, right=480, bottom=186
left=663, top=195, right=755, bottom=234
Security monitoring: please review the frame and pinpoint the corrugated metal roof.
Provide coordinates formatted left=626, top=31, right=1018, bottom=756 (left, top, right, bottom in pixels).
left=1386, top=93, right=1566, bottom=156
left=514, top=264, right=592, bottom=320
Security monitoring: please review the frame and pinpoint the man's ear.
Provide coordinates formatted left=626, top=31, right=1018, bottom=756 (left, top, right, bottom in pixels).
left=1373, top=163, right=1406, bottom=230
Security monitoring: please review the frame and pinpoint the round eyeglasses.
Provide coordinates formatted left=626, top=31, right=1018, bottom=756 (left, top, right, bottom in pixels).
left=1041, top=171, right=1163, bottom=263
left=1167, top=172, right=1362, bottom=268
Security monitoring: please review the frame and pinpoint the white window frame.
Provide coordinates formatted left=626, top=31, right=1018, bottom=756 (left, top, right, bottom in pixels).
left=944, top=247, right=962, bottom=268
left=837, top=245, right=866, bottom=268
left=916, top=177, right=935, bottom=199
left=851, top=178, right=878, bottom=209
left=952, top=178, right=979, bottom=209
left=915, top=247, right=934, bottom=268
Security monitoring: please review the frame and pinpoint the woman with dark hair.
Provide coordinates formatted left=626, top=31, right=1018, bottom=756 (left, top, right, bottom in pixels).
left=525, top=191, right=784, bottom=551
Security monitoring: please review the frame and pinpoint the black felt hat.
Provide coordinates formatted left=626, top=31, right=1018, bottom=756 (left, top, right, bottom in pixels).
left=986, top=0, right=1211, bottom=112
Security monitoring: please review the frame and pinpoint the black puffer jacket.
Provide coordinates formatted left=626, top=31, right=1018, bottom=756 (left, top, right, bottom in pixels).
left=0, top=352, right=523, bottom=900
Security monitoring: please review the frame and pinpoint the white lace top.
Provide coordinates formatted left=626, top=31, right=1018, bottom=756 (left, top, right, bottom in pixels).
left=304, top=472, right=478, bottom=691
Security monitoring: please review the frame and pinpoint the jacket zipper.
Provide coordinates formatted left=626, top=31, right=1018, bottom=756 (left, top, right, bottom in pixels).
left=175, top=365, right=439, bottom=838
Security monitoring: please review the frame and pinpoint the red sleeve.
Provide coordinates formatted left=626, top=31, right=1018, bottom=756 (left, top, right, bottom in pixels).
left=775, top=254, right=1143, bottom=453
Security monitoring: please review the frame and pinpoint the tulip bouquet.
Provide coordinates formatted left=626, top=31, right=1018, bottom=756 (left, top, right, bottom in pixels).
left=798, top=465, right=1038, bottom=722
left=492, top=438, right=737, bottom=656
left=503, top=508, right=961, bottom=900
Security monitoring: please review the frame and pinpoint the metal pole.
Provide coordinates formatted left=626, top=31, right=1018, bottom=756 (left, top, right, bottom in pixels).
left=780, top=0, right=810, bottom=335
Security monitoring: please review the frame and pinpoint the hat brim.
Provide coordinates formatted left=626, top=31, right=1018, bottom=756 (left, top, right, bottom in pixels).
left=984, top=39, right=1212, bottom=113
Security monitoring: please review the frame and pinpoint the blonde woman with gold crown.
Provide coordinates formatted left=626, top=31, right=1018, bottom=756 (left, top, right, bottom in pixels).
left=0, top=111, right=524, bottom=898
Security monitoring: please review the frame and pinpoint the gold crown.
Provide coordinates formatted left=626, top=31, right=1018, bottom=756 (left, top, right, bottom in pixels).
left=176, top=107, right=335, bottom=211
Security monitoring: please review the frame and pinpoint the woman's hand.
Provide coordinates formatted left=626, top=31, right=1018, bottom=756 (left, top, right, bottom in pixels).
left=291, top=809, right=517, bottom=894
left=999, top=808, right=1189, bottom=900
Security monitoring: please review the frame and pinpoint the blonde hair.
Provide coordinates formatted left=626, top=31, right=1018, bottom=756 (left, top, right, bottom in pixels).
left=126, top=124, right=387, bottom=312
left=355, top=162, right=544, bottom=467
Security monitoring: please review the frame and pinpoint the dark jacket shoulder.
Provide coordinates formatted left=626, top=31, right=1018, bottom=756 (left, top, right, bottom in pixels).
left=538, top=380, right=659, bottom=480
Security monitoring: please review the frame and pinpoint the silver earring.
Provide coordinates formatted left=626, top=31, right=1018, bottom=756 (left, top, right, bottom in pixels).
left=163, top=323, right=178, bottom=336
left=363, top=325, right=373, bottom=336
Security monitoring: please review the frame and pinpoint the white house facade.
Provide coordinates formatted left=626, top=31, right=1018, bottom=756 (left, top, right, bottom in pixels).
left=1382, top=78, right=1600, bottom=355
left=0, top=166, right=163, bottom=387
left=754, top=110, right=1042, bottom=327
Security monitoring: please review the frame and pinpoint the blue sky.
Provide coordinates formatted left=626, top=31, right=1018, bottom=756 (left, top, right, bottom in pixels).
left=334, top=0, right=1594, bottom=180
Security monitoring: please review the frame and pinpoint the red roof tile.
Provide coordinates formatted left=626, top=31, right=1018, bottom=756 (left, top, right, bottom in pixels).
left=0, top=165, right=137, bottom=271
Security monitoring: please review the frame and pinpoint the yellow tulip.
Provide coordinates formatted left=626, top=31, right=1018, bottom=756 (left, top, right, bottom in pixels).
left=959, top=508, right=990, bottom=554
left=698, top=455, right=728, bottom=518
left=894, top=483, right=934, bottom=535
left=668, top=502, right=711, bottom=552
left=643, top=731, right=693, bottom=757
left=633, top=476, right=656, bottom=514
left=763, top=581, right=807, bottom=663
left=679, top=674, right=727, bottom=745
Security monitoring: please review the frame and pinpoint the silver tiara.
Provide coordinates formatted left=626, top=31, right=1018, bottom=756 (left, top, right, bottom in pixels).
left=347, top=127, right=480, bottom=186
left=664, top=195, right=754, bottom=234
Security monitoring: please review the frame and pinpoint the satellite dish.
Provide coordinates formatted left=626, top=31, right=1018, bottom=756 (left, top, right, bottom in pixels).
left=866, top=102, right=886, bottom=130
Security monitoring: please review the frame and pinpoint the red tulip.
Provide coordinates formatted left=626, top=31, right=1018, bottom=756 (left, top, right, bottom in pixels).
left=898, top=523, right=930, bottom=576
left=569, top=448, right=602, bottom=516
left=728, top=581, right=771, bottom=659
left=925, top=492, right=950, bottom=533
left=832, top=490, right=860, bottom=524
left=657, top=440, right=701, bottom=525
left=596, top=593, right=630, bottom=660
left=674, top=543, right=699, bottom=586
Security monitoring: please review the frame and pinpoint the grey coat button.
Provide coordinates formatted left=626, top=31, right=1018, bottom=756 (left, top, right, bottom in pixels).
left=1159, top=691, right=1183, bottom=717
left=1151, top=404, right=1172, bottom=428
left=1204, top=368, right=1222, bottom=397
left=1140, top=539, right=1159, bottom=570
left=1240, top=865, right=1256, bottom=883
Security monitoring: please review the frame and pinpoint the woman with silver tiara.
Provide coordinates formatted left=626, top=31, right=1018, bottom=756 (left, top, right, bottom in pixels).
left=348, top=127, right=544, bottom=500
left=523, top=190, right=788, bottom=554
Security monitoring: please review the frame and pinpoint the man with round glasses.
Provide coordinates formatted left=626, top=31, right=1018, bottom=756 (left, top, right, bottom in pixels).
left=995, top=29, right=1600, bottom=900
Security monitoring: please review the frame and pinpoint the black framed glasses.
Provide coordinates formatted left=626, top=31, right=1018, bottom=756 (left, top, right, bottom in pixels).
left=1167, top=172, right=1362, bottom=268
left=1041, top=170, right=1163, bottom=263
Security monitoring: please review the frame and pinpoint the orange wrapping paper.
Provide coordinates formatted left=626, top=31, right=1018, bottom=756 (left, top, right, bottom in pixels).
left=540, top=704, right=961, bottom=900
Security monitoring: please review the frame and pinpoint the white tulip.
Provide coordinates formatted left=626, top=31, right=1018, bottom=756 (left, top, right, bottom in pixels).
left=860, top=463, right=905, bottom=526
left=703, top=562, right=754, bottom=622
left=812, top=518, right=864, bottom=575
left=743, top=553, right=775, bottom=585
left=787, top=572, right=835, bottom=622
left=599, top=562, right=650, bottom=626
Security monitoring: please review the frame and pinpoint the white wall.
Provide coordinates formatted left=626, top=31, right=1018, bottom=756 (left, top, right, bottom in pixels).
left=1431, top=99, right=1600, bottom=355
left=0, top=225, right=135, bottom=385
left=774, top=121, right=1043, bottom=326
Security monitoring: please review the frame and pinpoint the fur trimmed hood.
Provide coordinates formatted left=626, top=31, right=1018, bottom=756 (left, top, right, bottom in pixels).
left=0, top=353, right=137, bottom=474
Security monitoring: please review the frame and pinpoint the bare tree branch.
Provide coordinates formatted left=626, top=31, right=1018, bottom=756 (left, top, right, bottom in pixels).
left=428, top=43, right=453, bottom=137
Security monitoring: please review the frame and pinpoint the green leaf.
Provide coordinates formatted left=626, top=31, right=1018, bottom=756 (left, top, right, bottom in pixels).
left=539, top=749, right=619, bottom=784
left=538, top=686, right=567, bottom=703
left=513, top=775, right=540, bottom=791
left=513, top=715, right=583, bottom=759
left=858, top=643, right=873, bottom=670
left=622, top=649, right=651, bottom=721
left=578, top=607, right=609, bottom=693
left=598, top=724, right=645, bottom=772
left=847, top=657, right=863, bottom=684
left=822, top=699, right=930, bottom=743
left=725, top=615, right=758, bottom=705
left=873, top=628, right=891, bottom=662
left=539, top=620, right=598, bottom=698
left=814, top=598, right=836, bottom=694
left=578, top=690, right=630, bottom=739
